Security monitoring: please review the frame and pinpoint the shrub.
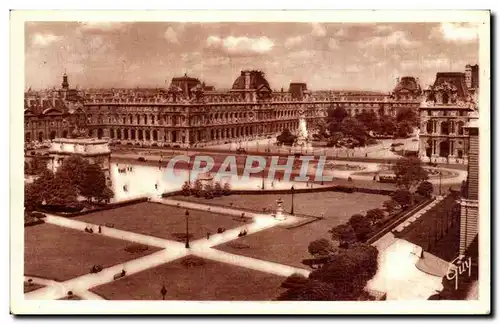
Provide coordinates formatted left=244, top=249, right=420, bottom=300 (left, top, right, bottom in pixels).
left=329, top=224, right=357, bottom=247
left=204, top=183, right=214, bottom=199
left=308, top=238, right=336, bottom=257
left=416, top=180, right=434, bottom=198
left=223, top=182, right=231, bottom=195
left=124, top=244, right=149, bottom=254
left=366, top=208, right=385, bottom=226
left=192, top=180, right=203, bottom=197
left=383, top=199, right=397, bottom=213
left=214, top=182, right=223, bottom=197
left=392, top=189, right=412, bottom=209
left=181, top=256, right=206, bottom=268
left=181, top=181, right=191, bottom=196
left=137, top=157, right=146, bottom=162
left=348, top=214, right=372, bottom=241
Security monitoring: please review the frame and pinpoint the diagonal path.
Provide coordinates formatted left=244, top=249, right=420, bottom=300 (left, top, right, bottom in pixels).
left=26, top=204, right=306, bottom=300
left=44, top=214, right=184, bottom=249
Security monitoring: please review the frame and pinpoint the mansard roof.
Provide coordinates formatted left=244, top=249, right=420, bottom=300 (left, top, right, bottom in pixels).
left=393, top=76, right=422, bottom=94
left=432, top=72, right=469, bottom=100
left=231, top=70, right=271, bottom=91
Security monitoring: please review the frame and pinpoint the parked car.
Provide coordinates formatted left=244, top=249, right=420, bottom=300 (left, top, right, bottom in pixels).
left=137, top=157, right=146, bottom=162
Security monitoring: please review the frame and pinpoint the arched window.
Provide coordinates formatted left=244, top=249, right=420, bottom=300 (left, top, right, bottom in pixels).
left=152, top=130, right=158, bottom=141
left=109, top=128, right=115, bottom=139
left=25, top=132, right=31, bottom=142
left=50, top=131, right=57, bottom=140
left=124, top=129, right=129, bottom=140
left=457, top=121, right=465, bottom=135
left=131, top=129, right=136, bottom=140
left=145, top=130, right=151, bottom=141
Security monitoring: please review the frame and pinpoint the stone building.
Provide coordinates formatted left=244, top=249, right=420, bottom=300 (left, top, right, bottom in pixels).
left=25, top=71, right=422, bottom=148
left=418, top=68, right=478, bottom=164
left=459, top=110, right=479, bottom=256
left=24, top=74, right=86, bottom=145
left=81, top=70, right=421, bottom=147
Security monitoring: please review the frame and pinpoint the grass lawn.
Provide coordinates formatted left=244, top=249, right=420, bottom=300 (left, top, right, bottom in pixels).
left=25, top=223, right=161, bottom=282
left=176, top=191, right=387, bottom=218
left=213, top=192, right=387, bottom=269
left=75, top=202, right=242, bottom=241
left=24, top=281, right=44, bottom=293
left=91, top=256, right=286, bottom=300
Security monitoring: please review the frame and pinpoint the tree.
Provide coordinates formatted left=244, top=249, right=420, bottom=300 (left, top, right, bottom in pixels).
left=348, top=214, right=372, bottom=241
left=192, top=180, right=203, bottom=197
left=355, top=110, right=380, bottom=132
left=97, top=186, right=114, bottom=204
left=56, top=156, right=90, bottom=192
left=340, top=117, right=368, bottom=146
left=379, top=116, right=396, bottom=135
left=181, top=181, right=191, bottom=196
left=328, top=106, right=348, bottom=124
left=366, top=208, right=385, bottom=226
left=396, top=107, right=418, bottom=126
left=308, top=238, right=336, bottom=257
left=393, top=156, right=428, bottom=190
left=214, top=181, right=223, bottom=197
left=416, top=180, right=434, bottom=198
left=222, top=182, right=231, bottom=196
left=276, top=129, right=297, bottom=146
left=80, top=164, right=106, bottom=202
left=45, top=173, right=79, bottom=206
left=329, top=224, right=357, bottom=247
left=204, top=182, right=214, bottom=199
left=24, top=182, right=43, bottom=212
left=395, top=120, right=413, bottom=138
left=383, top=199, right=398, bottom=213
left=392, top=189, right=412, bottom=209
left=25, top=158, right=48, bottom=176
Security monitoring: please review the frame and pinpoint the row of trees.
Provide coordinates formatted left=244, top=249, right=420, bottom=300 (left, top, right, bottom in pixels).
left=24, top=156, right=114, bottom=212
left=315, top=106, right=418, bottom=147
left=278, top=240, right=379, bottom=301
left=276, top=129, right=298, bottom=146
left=181, top=180, right=231, bottom=199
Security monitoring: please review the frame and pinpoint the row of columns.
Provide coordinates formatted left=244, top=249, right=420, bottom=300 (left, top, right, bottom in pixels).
left=97, top=120, right=299, bottom=144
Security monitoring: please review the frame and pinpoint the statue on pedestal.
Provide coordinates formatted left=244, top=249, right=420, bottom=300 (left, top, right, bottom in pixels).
left=275, top=197, right=286, bottom=220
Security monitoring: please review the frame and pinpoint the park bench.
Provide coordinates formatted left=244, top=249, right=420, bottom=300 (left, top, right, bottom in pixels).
left=113, top=270, right=127, bottom=280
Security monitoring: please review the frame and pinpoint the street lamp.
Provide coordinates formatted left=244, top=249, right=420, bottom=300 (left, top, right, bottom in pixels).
left=185, top=210, right=190, bottom=248
left=160, top=284, right=167, bottom=300
left=291, top=185, right=295, bottom=215
left=439, top=171, right=442, bottom=196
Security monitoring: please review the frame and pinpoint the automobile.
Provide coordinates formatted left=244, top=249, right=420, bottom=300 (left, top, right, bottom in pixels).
left=90, top=265, right=103, bottom=273
left=137, top=157, right=146, bottom=162
left=411, top=139, right=419, bottom=142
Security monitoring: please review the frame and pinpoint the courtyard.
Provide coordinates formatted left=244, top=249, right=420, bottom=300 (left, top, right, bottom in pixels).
left=91, top=256, right=285, bottom=300
left=25, top=223, right=160, bottom=282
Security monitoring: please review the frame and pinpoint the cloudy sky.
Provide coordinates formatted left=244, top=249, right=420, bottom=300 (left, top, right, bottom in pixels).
left=25, top=21, right=479, bottom=92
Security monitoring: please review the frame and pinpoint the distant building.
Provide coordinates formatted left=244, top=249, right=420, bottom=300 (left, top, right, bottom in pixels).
left=24, top=74, right=87, bottom=144
left=465, top=64, right=479, bottom=90
left=459, top=111, right=479, bottom=256
left=418, top=68, right=478, bottom=164
left=26, top=71, right=422, bottom=148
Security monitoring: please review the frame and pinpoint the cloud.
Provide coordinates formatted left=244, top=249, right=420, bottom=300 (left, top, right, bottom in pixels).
left=328, top=38, right=339, bottom=50
left=206, top=35, right=274, bottom=55
left=434, top=23, right=478, bottom=42
left=361, top=30, right=418, bottom=48
left=31, top=33, right=61, bottom=47
left=334, top=28, right=346, bottom=37
left=78, top=22, right=123, bottom=31
left=284, top=35, right=304, bottom=48
left=343, top=65, right=362, bottom=73
left=311, top=23, right=326, bottom=37
left=164, top=27, right=179, bottom=44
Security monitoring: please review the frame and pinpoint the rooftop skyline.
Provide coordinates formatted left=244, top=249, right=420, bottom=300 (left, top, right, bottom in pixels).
left=25, top=22, right=479, bottom=92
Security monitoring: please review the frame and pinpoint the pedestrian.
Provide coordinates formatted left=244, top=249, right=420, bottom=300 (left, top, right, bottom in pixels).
left=206, top=232, right=210, bottom=239
left=98, top=225, right=102, bottom=234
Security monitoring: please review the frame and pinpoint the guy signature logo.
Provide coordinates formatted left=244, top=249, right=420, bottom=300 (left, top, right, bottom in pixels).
left=446, top=257, right=472, bottom=290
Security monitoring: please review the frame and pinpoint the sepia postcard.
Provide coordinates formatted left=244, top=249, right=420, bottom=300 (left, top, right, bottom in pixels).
left=10, top=10, right=491, bottom=315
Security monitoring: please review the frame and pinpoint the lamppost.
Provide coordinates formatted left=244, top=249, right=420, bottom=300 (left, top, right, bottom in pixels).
left=439, top=171, right=442, bottom=196
left=185, top=210, right=190, bottom=248
left=291, top=185, right=295, bottom=215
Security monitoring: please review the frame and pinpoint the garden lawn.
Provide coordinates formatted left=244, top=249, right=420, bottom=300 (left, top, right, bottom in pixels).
left=25, top=223, right=160, bottom=282
left=91, top=256, right=286, bottom=300
left=74, top=202, right=242, bottom=241
left=176, top=191, right=387, bottom=218
left=24, top=281, right=44, bottom=293
left=214, top=192, right=387, bottom=269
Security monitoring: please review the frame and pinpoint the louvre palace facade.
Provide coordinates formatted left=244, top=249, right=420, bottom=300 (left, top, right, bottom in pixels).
left=24, top=70, right=422, bottom=148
